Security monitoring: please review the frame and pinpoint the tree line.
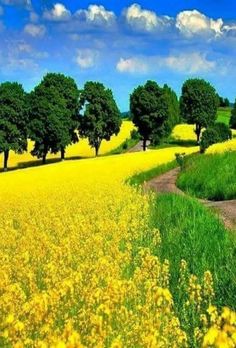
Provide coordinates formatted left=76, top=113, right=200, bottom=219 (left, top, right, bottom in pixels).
left=0, top=73, right=234, bottom=171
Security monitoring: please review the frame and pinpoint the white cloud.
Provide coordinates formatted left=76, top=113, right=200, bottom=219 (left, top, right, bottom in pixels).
left=24, top=23, right=46, bottom=37
left=116, top=57, right=148, bottom=73
left=164, top=52, right=216, bottom=73
left=75, top=5, right=116, bottom=26
left=43, top=3, right=71, bottom=21
left=124, top=3, right=172, bottom=32
left=0, top=0, right=31, bottom=8
left=176, top=10, right=223, bottom=37
left=75, top=49, right=98, bottom=69
left=29, top=11, right=39, bottom=23
left=116, top=52, right=216, bottom=75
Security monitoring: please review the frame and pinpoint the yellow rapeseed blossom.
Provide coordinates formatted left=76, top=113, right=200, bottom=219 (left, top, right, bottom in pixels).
left=0, top=145, right=235, bottom=347
left=171, top=124, right=197, bottom=141
left=0, top=121, right=135, bottom=169
left=206, top=138, right=236, bottom=154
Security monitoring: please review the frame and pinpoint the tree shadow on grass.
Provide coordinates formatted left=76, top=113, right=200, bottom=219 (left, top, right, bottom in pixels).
left=0, top=155, right=86, bottom=173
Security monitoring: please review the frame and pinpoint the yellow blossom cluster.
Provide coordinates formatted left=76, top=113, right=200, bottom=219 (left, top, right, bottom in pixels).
left=0, top=121, right=135, bottom=169
left=171, top=124, right=197, bottom=142
left=206, top=138, right=236, bottom=154
left=0, top=145, right=235, bottom=347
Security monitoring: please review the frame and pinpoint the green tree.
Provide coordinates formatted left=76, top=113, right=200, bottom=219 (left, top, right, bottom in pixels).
left=28, top=77, right=68, bottom=164
left=130, top=80, right=170, bottom=150
left=79, top=82, right=121, bottom=156
left=163, top=84, right=180, bottom=132
left=38, top=73, right=80, bottom=160
left=180, top=79, right=218, bottom=143
left=0, top=82, right=27, bottom=171
left=230, top=99, right=236, bottom=129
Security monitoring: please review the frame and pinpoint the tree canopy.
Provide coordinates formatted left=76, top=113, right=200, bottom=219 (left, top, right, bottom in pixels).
left=130, top=80, right=177, bottom=150
left=0, top=82, right=27, bottom=171
left=28, top=73, right=79, bottom=163
left=180, top=78, right=218, bottom=143
left=79, top=81, right=121, bottom=156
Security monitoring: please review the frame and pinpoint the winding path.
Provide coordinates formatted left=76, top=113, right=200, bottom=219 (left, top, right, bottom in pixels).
left=145, top=167, right=236, bottom=230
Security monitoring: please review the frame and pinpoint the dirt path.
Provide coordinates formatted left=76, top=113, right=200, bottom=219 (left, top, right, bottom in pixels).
left=128, top=141, right=150, bottom=153
left=145, top=167, right=236, bottom=230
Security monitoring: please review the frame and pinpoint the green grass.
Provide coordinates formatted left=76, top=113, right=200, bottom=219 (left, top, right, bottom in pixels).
left=177, top=152, right=236, bottom=200
left=217, top=107, right=232, bottom=125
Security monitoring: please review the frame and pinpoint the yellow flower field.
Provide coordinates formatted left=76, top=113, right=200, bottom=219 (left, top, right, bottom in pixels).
left=171, top=124, right=197, bottom=142
left=0, top=146, right=235, bottom=347
left=0, top=121, right=134, bottom=169
left=206, top=138, right=236, bottom=154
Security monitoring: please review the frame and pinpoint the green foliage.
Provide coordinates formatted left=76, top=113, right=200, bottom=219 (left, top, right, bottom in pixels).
left=79, top=81, right=121, bottom=156
left=130, top=129, right=141, bottom=140
left=0, top=82, right=27, bottom=170
left=163, top=83, right=180, bottom=130
left=200, top=122, right=232, bottom=153
left=218, top=96, right=230, bottom=108
left=230, top=99, right=236, bottom=129
left=150, top=193, right=236, bottom=310
left=177, top=151, right=236, bottom=200
left=180, top=79, right=218, bottom=142
left=128, top=160, right=177, bottom=186
left=28, top=73, right=79, bottom=163
left=130, top=81, right=176, bottom=150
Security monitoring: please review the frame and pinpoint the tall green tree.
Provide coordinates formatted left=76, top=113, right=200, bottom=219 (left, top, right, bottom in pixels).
left=130, top=80, right=170, bottom=150
left=28, top=78, right=68, bottom=164
left=38, top=73, right=80, bottom=160
left=230, top=99, right=236, bottom=129
left=0, top=82, right=27, bottom=171
left=180, top=79, right=218, bottom=143
left=163, top=84, right=180, bottom=132
left=79, top=82, right=121, bottom=156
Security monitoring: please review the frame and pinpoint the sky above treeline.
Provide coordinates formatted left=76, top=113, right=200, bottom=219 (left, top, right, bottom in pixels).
left=0, top=0, right=236, bottom=111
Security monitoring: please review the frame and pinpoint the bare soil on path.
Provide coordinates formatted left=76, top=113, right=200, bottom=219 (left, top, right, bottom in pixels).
left=145, top=167, right=236, bottom=230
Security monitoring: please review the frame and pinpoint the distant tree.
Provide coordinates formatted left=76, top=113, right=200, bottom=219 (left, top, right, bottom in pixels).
left=35, top=73, right=80, bottom=160
left=180, top=79, right=218, bottom=143
left=0, top=82, right=27, bottom=171
left=230, top=99, right=236, bottom=129
left=79, top=82, right=121, bottom=156
left=130, top=81, right=170, bottom=151
left=200, top=122, right=232, bottom=153
left=28, top=78, right=68, bottom=164
left=225, top=98, right=230, bottom=107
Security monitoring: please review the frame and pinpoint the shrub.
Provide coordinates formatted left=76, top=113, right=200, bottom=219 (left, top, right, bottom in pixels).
left=200, top=122, right=231, bottom=153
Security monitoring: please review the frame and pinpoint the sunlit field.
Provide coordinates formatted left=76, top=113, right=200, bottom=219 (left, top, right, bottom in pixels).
left=0, top=121, right=134, bottom=169
left=206, top=138, right=236, bottom=154
left=171, top=124, right=196, bottom=142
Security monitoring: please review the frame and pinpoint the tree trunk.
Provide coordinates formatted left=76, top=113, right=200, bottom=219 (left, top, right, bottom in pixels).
left=61, top=148, right=65, bottom=161
left=143, top=139, right=147, bottom=151
left=95, top=145, right=99, bottom=157
left=196, top=124, right=201, bottom=144
left=3, top=150, right=9, bottom=172
left=42, top=153, right=47, bottom=165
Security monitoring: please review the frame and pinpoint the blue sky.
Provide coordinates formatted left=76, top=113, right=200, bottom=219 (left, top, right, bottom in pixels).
left=0, top=1, right=236, bottom=111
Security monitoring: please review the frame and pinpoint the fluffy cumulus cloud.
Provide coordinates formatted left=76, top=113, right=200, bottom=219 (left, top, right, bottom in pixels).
left=43, top=3, right=71, bottom=21
left=124, top=3, right=172, bottom=32
left=75, top=49, right=98, bottom=69
left=176, top=10, right=223, bottom=37
left=75, top=5, right=116, bottom=27
left=24, top=23, right=46, bottom=37
left=116, top=57, right=148, bottom=73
